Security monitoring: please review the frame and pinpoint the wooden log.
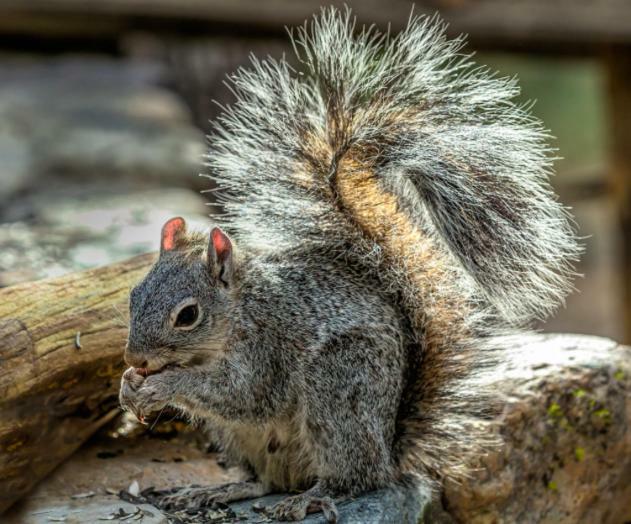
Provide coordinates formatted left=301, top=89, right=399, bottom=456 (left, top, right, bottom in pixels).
left=0, top=253, right=155, bottom=514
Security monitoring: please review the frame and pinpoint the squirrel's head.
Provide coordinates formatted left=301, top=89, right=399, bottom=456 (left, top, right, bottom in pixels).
left=124, top=217, right=235, bottom=373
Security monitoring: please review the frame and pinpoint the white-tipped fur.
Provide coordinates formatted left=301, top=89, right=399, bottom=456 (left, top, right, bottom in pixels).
left=120, top=10, right=582, bottom=507
left=206, top=7, right=579, bottom=327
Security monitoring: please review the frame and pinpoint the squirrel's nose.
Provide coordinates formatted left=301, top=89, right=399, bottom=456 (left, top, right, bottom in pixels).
left=124, top=343, right=148, bottom=368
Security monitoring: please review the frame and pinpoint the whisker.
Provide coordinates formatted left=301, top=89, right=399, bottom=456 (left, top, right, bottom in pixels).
left=162, top=409, right=182, bottom=426
left=113, top=303, right=129, bottom=321
left=111, top=304, right=129, bottom=328
left=149, top=405, right=167, bottom=432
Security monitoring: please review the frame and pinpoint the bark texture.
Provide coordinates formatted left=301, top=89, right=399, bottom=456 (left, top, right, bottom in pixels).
left=0, top=253, right=155, bottom=514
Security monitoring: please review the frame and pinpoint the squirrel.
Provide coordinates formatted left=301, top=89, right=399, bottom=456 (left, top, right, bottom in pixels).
left=119, top=7, right=579, bottom=522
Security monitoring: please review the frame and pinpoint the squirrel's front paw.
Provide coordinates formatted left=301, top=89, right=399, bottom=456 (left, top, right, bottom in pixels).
left=119, top=367, right=174, bottom=423
left=119, top=367, right=145, bottom=417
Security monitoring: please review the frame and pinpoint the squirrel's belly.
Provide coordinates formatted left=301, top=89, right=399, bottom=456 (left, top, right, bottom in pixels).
left=225, top=418, right=316, bottom=491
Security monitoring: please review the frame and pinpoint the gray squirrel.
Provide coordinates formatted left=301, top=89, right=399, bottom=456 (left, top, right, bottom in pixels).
left=119, top=7, right=579, bottom=522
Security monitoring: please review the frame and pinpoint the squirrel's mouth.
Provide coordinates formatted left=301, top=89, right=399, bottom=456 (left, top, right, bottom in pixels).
left=134, top=363, right=179, bottom=377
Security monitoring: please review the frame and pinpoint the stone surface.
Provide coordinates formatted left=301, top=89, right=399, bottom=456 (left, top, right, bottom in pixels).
left=0, top=55, right=206, bottom=202
left=0, top=186, right=209, bottom=286
left=3, top=415, right=244, bottom=523
left=0, top=53, right=213, bottom=288
left=441, top=334, right=631, bottom=524
left=4, top=334, right=629, bottom=523
left=9, top=500, right=168, bottom=524
left=228, top=486, right=432, bottom=524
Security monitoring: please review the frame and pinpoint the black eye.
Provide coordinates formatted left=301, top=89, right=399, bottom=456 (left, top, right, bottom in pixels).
left=170, top=298, right=203, bottom=330
left=174, top=304, right=199, bottom=328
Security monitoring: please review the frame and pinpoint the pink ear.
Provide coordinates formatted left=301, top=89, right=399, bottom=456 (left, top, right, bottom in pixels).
left=211, top=227, right=232, bottom=261
left=161, top=217, right=187, bottom=252
left=208, top=227, right=234, bottom=284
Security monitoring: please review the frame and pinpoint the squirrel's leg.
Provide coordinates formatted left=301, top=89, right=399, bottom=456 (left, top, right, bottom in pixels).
left=155, top=480, right=267, bottom=511
left=267, top=329, right=404, bottom=522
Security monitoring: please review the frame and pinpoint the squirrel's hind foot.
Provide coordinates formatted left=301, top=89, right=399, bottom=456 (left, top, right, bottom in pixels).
left=265, top=488, right=339, bottom=523
left=155, top=480, right=265, bottom=510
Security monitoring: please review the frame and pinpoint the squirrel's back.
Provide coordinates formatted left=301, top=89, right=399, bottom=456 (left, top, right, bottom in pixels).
left=206, top=7, right=579, bottom=483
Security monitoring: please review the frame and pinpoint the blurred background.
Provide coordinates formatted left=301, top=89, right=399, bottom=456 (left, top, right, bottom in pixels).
left=0, top=0, right=629, bottom=343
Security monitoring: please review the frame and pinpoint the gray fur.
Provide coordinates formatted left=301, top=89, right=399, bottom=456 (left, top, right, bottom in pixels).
left=121, top=246, right=408, bottom=521
left=119, top=8, right=579, bottom=522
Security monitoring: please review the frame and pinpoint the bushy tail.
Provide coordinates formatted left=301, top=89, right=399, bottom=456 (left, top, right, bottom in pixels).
left=206, top=5, right=579, bottom=486
left=208, top=7, right=579, bottom=326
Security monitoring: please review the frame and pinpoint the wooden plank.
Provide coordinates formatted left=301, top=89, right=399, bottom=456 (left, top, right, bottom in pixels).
left=0, top=253, right=155, bottom=514
left=0, top=0, right=631, bottom=47
left=606, top=47, right=631, bottom=345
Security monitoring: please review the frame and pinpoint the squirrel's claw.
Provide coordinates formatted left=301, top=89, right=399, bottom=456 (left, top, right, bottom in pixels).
left=119, top=366, right=173, bottom=423
left=152, top=481, right=266, bottom=511
left=266, top=492, right=339, bottom=523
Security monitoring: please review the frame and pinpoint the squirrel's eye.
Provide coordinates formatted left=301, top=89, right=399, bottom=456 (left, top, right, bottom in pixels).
left=175, top=305, right=198, bottom=327
left=171, top=299, right=202, bottom=330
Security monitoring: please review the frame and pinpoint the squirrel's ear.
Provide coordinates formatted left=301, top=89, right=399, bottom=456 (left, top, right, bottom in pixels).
left=208, top=227, right=233, bottom=285
left=161, top=217, right=187, bottom=253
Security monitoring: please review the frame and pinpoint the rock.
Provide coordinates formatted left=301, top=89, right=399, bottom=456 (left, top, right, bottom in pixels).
left=0, top=55, right=206, bottom=204
left=0, top=186, right=210, bottom=286
left=6, top=499, right=168, bottom=524
left=441, top=334, right=631, bottom=524
left=3, top=334, right=629, bottom=523
left=0, top=54, right=212, bottom=286
left=0, top=130, right=31, bottom=198
left=228, top=486, right=432, bottom=523
left=2, top=414, right=244, bottom=523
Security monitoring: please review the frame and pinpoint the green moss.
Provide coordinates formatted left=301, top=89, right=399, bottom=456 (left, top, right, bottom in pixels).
left=573, top=388, right=587, bottom=398
left=574, top=447, right=586, bottom=462
left=614, top=369, right=625, bottom=381
left=594, top=408, right=611, bottom=422
left=547, top=480, right=558, bottom=491
left=548, top=402, right=563, bottom=418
